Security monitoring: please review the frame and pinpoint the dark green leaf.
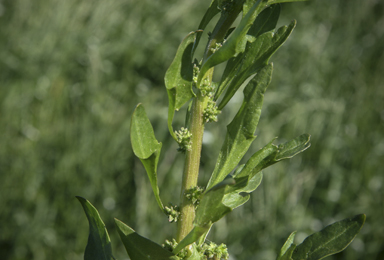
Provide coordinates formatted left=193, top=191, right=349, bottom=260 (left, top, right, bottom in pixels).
left=241, top=134, right=310, bottom=177
left=115, top=218, right=179, bottom=260
left=206, top=64, right=273, bottom=190
left=76, top=196, right=114, bottom=260
left=236, top=137, right=277, bottom=178
left=218, top=20, right=296, bottom=109
left=277, top=232, right=297, bottom=260
left=197, top=0, right=267, bottom=86
left=195, top=172, right=262, bottom=228
left=215, top=4, right=280, bottom=101
left=292, top=214, right=366, bottom=260
left=275, top=133, right=311, bottom=161
left=192, top=0, right=220, bottom=55
left=130, top=104, right=164, bottom=211
left=165, top=32, right=197, bottom=140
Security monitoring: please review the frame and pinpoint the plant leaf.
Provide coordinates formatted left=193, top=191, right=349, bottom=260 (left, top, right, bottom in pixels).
left=206, top=63, right=273, bottom=190
left=236, top=137, right=277, bottom=178
left=275, top=133, right=311, bottom=161
left=76, top=196, right=114, bottom=260
left=292, top=214, right=366, bottom=260
left=197, top=0, right=267, bottom=85
left=195, top=172, right=262, bottom=227
left=277, top=232, right=297, bottom=260
left=192, top=0, right=220, bottom=55
left=130, top=104, right=164, bottom=211
left=165, top=31, right=197, bottom=140
left=240, top=134, right=310, bottom=178
left=115, top=218, right=179, bottom=260
left=218, top=20, right=296, bottom=109
left=215, top=4, right=280, bottom=101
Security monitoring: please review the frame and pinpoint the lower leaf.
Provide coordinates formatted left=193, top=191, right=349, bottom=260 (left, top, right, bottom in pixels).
left=76, top=196, right=114, bottom=260
left=292, top=214, right=366, bottom=260
left=115, top=218, right=179, bottom=260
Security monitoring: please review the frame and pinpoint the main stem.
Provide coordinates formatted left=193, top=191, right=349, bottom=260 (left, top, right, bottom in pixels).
left=176, top=5, right=242, bottom=243
left=176, top=92, right=206, bottom=242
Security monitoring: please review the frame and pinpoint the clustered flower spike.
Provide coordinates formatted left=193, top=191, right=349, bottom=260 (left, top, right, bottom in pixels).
left=200, top=241, right=229, bottom=260
left=200, top=78, right=215, bottom=97
left=164, top=204, right=180, bottom=223
left=203, top=99, right=221, bottom=123
left=175, top=127, right=192, bottom=153
left=210, top=42, right=223, bottom=53
left=193, top=63, right=200, bottom=85
left=185, top=186, right=204, bottom=208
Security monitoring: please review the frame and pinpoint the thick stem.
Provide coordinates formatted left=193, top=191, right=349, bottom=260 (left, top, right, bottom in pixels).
left=176, top=2, right=243, bottom=243
left=176, top=92, right=207, bottom=242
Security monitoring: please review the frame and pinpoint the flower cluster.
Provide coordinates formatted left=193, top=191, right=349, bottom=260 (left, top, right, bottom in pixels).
left=203, top=99, right=221, bottom=123
left=200, top=241, right=229, bottom=260
left=175, top=127, right=192, bottom=152
left=164, top=203, right=180, bottom=223
left=185, top=186, right=204, bottom=208
left=210, top=42, right=223, bottom=53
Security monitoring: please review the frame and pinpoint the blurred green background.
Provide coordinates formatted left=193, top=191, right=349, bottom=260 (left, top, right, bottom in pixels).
left=0, top=0, right=383, bottom=259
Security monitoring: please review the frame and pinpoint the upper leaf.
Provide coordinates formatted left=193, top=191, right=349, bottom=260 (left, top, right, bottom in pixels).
left=206, top=63, right=273, bottom=190
left=165, top=31, right=197, bottom=140
left=130, top=104, right=164, bottom=211
left=215, top=4, right=281, bottom=101
left=192, top=0, right=221, bottom=56
left=238, top=134, right=311, bottom=178
left=217, top=20, right=296, bottom=109
left=115, top=219, right=179, bottom=260
left=76, top=196, right=114, bottom=260
left=292, top=214, right=366, bottom=260
left=197, top=0, right=268, bottom=86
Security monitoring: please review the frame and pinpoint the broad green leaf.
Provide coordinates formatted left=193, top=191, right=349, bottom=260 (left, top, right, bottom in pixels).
left=218, top=20, right=296, bottom=109
left=76, top=196, right=114, bottom=260
left=115, top=218, right=179, bottom=260
left=236, top=137, right=277, bottom=178
left=197, top=0, right=267, bottom=86
left=222, top=171, right=263, bottom=209
left=130, top=104, right=164, bottom=211
left=206, top=64, right=273, bottom=190
left=215, top=4, right=280, bottom=100
left=165, top=32, right=197, bottom=140
left=292, top=214, right=366, bottom=260
left=277, top=232, right=297, bottom=260
left=240, top=134, right=310, bottom=178
left=195, top=181, right=232, bottom=227
left=195, top=172, right=262, bottom=228
left=192, top=0, right=220, bottom=55
left=275, top=133, right=311, bottom=161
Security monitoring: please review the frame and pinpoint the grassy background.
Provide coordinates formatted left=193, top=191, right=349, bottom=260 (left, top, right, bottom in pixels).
left=0, top=0, right=383, bottom=259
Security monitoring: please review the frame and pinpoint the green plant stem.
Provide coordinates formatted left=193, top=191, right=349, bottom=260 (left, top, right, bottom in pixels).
left=176, top=4, right=242, bottom=244
left=176, top=91, right=207, bottom=242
